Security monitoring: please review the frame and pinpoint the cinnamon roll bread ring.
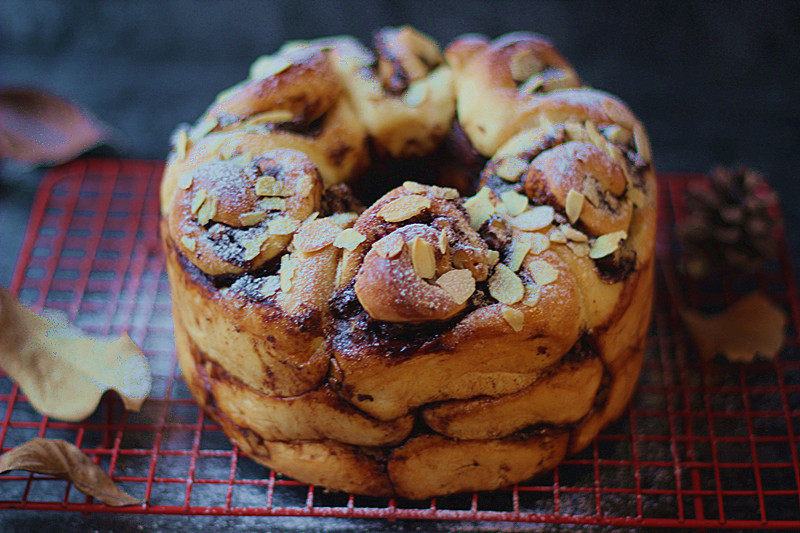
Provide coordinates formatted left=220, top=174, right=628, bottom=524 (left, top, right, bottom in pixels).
left=163, top=26, right=656, bottom=499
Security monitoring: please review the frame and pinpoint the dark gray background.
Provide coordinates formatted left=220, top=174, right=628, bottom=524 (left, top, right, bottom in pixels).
left=0, top=1, right=799, bottom=530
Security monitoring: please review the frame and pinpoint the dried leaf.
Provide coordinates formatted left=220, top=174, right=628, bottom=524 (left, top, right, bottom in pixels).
left=0, top=288, right=151, bottom=421
left=681, top=292, right=787, bottom=363
left=0, top=87, right=110, bottom=166
left=0, top=438, right=143, bottom=506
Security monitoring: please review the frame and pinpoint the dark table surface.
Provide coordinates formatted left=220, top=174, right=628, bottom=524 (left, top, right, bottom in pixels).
left=1, top=1, right=799, bottom=530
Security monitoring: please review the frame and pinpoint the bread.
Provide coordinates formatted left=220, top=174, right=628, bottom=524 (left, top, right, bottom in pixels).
left=161, top=26, right=656, bottom=499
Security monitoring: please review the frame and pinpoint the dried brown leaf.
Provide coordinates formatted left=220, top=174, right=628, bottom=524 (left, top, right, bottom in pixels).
left=0, top=438, right=143, bottom=506
left=0, top=87, right=110, bottom=166
left=0, top=287, right=151, bottom=421
left=681, top=292, right=787, bottom=363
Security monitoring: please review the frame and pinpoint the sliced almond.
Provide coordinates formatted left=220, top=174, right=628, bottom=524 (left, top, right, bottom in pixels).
left=566, top=240, right=590, bottom=257
left=260, top=275, right=281, bottom=298
left=259, top=197, right=286, bottom=211
left=463, top=188, right=495, bottom=230
left=488, top=263, right=524, bottom=304
left=378, top=195, right=431, bottom=223
left=329, top=212, right=358, bottom=228
left=239, top=210, right=268, bottom=226
left=177, top=172, right=193, bottom=190
left=268, top=216, right=302, bottom=235
left=248, top=109, right=294, bottom=125
left=180, top=236, right=196, bottom=252
left=256, top=176, right=290, bottom=197
left=374, top=233, right=405, bottom=259
left=293, top=220, right=341, bottom=252
left=522, top=282, right=541, bottom=307
left=565, top=189, right=584, bottom=224
left=560, top=224, right=588, bottom=242
left=279, top=255, right=296, bottom=293
left=218, top=141, right=241, bottom=161
left=410, top=237, right=436, bottom=279
left=633, top=123, right=652, bottom=163
left=403, top=83, right=428, bottom=107
left=506, top=240, right=532, bottom=272
left=191, top=188, right=208, bottom=215
left=402, top=181, right=427, bottom=194
left=437, top=229, right=449, bottom=255
left=496, top=156, right=528, bottom=183
left=528, top=232, right=550, bottom=254
left=250, top=55, right=293, bottom=79
left=197, top=196, right=217, bottom=225
left=589, top=230, right=628, bottom=259
left=486, top=249, right=501, bottom=266
left=333, top=228, right=366, bottom=251
left=500, top=190, right=528, bottom=217
left=512, top=205, right=554, bottom=231
left=584, top=120, right=607, bottom=148
left=501, top=305, right=525, bottom=332
left=242, top=237, right=264, bottom=261
left=175, top=129, right=188, bottom=161
left=549, top=228, right=567, bottom=243
left=189, top=118, right=217, bottom=141
left=430, top=186, right=460, bottom=200
left=528, top=260, right=558, bottom=286
left=436, top=269, right=475, bottom=305
left=510, top=50, right=543, bottom=82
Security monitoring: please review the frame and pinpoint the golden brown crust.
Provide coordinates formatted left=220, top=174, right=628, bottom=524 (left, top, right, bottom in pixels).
left=161, top=26, right=656, bottom=499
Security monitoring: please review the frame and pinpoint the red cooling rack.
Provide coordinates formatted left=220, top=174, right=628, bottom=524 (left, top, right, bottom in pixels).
left=2, top=159, right=800, bottom=528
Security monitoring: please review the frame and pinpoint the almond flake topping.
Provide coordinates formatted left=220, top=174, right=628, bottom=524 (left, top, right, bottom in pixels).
left=522, top=282, right=541, bottom=307
left=259, top=197, right=286, bottom=211
left=435, top=269, right=475, bottom=305
left=378, top=195, right=431, bottom=223
left=177, top=172, right=193, bottom=190
left=501, top=305, right=525, bottom=332
left=402, top=181, right=427, bottom=194
left=175, top=129, right=188, bottom=161
left=488, top=263, right=524, bottom=304
left=500, top=190, right=529, bottom=217
left=634, top=123, right=652, bottom=163
left=260, top=276, right=281, bottom=298
left=249, top=109, right=294, bottom=125
left=565, top=122, right=587, bottom=143
left=374, top=233, right=405, bottom=259
left=197, top=196, right=217, bottom=225
left=256, top=176, right=290, bottom=197
left=329, top=212, right=358, bottom=228
left=267, top=216, right=302, bottom=235
left=180, top=236, right=196, bottom=252
left=191, top=188, right=208, bottom=214
left=333, top=228, right=366, bottom=251
left=565, top=189, right=584, bottom=224
left=437, top=229, right=449, bottom=254
left=239, top=210, right=268, bottom=226
left=589, top=230, right=628, bottom=259
left=549, top=228, right=567, bottom=243
left=560, top=224, right=588, bottom=242
left=496, top=156, right=528, bottom=183
left=604, top=125, right=632, bottom=145
left=585, top=120, right=607, bottom=148
left=279, top=255, right=296, bottom=293
left=507, top=240, right=532, bottom=272
left=410, top=237, right=436, bottom=279
left=528, top=232, right=550, bottom=254
left=528, top=260, right=558, bottom=286
left=566, top=241, right=590, bottom=258
left=512, top=205, right=554, bottom=231
left=242, top=237, right=264, bottom=261
left=485, top=249, right=501, bottom=267
left=464, top=187, right=495, bottom=230
left=189, top=118, right=217, bottom=142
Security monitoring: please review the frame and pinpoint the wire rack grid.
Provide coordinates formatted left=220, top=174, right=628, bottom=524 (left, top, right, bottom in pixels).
left=0, top=159, right=799, bottom=528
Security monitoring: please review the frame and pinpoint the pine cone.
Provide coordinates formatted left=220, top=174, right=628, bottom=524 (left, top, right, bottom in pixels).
left=679, top=166, right=777, bottom=279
